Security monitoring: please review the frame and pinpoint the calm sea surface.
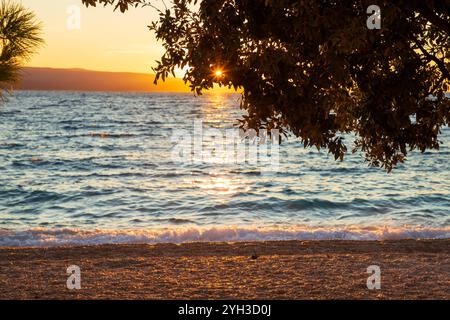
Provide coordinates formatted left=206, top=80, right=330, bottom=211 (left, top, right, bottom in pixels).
left=0, top=91, right=449, bottom=245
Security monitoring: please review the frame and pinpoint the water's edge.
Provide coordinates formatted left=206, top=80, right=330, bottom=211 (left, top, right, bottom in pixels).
left=1, top=91, right=449, bottom=246
left=1, top=226, right=449, bottom=247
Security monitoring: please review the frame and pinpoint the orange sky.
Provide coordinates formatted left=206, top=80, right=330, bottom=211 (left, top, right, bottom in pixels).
left=19, top=0, right=235, bottom=93
left=21, top=0, right=166, bottom=74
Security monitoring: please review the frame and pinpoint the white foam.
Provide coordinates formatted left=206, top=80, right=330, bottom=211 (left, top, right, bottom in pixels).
left=0, top=225, right=449, bottom=247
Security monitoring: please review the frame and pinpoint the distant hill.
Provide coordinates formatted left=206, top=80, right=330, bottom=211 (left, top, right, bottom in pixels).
left=14, top=67, right=191, bottom=92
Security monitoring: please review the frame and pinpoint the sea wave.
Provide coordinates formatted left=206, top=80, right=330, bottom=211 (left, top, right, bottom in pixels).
left=1, top=92, right=449, bottom=242
left=0, top=226, right=449, bottom=247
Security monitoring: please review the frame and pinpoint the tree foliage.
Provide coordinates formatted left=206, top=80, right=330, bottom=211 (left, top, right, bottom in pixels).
left=82, top=0, right=450, bottom=171
left=82, top=0, right=145, bottom=12
left=0, top=0, right=43, bottom=99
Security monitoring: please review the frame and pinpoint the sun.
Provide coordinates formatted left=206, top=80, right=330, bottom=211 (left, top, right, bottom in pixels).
left=214, top=69, right=223, bottom=77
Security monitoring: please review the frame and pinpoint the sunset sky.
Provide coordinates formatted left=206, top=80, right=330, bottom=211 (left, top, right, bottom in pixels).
left=21, top=0, right=165, bottom=74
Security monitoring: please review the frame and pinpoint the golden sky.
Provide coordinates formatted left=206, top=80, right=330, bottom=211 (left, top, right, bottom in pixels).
left=19, top=0, right=236, bottom=93
left=21, top=0, right=165, bottom=74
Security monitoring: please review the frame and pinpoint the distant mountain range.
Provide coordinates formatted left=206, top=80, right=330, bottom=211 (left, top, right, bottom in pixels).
left=14, top=67, right=190, bottom=92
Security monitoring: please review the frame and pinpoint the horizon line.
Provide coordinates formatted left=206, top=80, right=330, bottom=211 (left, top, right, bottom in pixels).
left=22, top=66, right=162, bottom=77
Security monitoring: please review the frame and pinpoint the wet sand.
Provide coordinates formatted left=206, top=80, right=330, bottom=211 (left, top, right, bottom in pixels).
left=0, top=240, right=449, bottom=300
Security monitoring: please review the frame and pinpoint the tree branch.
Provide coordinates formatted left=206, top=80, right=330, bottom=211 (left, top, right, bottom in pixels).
left=413, top=39, right=450, bottom=81
left=410, top=2, right=450, bottom=36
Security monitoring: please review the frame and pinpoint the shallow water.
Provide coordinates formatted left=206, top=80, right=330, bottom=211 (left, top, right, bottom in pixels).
left=0, top=91, right=449, bottom=246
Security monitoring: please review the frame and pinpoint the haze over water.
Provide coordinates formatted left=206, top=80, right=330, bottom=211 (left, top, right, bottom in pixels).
left=0, top=91, right=449, bottom=246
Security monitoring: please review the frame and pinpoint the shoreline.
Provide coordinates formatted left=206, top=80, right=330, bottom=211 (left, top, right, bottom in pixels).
left=1, top=239, right=449, bottom=299
left=1, top=225, right=449, bottom=247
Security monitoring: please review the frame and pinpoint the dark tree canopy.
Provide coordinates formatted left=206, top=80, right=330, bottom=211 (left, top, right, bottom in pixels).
left=82, top=0, right=450, bottom=171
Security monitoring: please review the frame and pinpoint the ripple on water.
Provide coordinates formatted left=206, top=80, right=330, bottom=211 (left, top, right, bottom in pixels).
left=0, top=91, right=449, bottom=243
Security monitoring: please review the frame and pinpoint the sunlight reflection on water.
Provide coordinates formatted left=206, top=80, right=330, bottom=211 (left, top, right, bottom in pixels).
left=0, top=91, right=449, bottom=245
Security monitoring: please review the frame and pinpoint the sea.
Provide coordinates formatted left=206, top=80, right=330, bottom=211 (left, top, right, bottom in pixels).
left=0, top=91, right=449, bottom=246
